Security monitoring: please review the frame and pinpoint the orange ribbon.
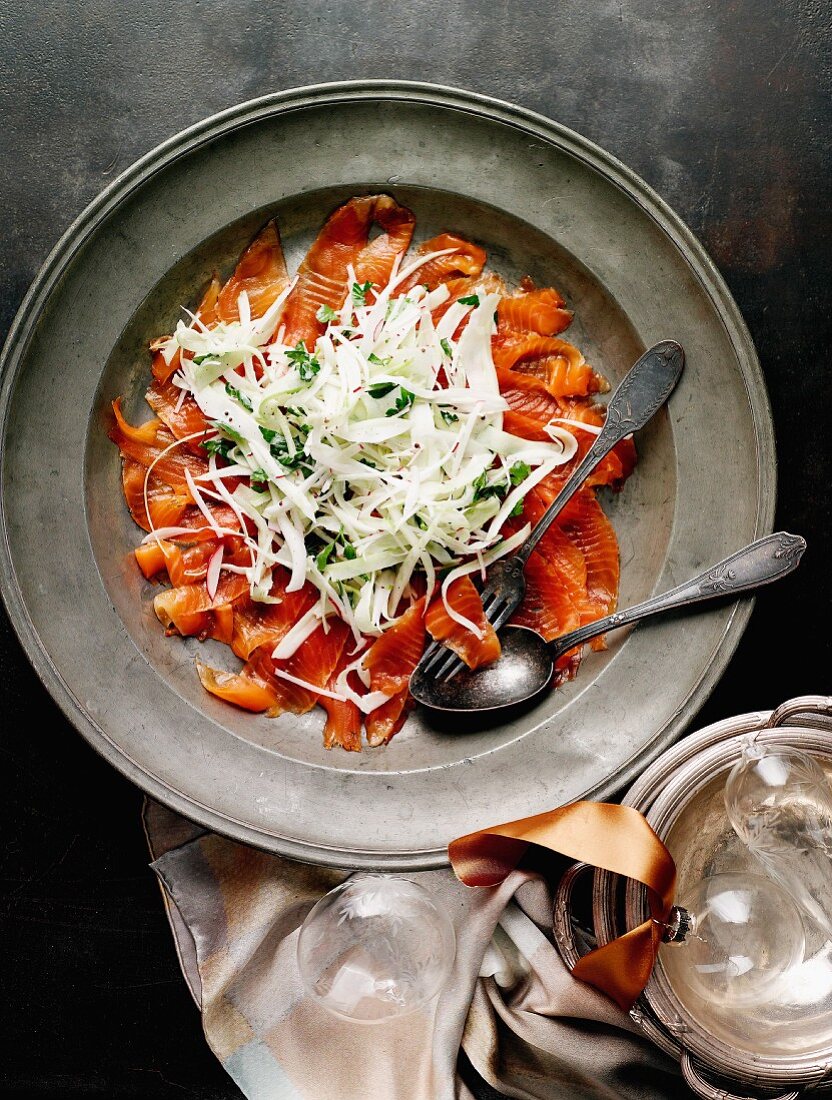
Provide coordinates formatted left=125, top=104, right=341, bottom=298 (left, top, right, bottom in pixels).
left=448, top=801, right=676, bottom=1010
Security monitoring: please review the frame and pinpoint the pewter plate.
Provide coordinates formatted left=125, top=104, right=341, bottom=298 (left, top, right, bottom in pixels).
left=0, top=82, right=775, bottom=869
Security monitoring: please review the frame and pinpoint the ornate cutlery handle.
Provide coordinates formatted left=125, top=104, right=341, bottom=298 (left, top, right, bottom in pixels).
left=518, top=340, right=684, bottom=564
left=549, top=532, right=807, bottom=659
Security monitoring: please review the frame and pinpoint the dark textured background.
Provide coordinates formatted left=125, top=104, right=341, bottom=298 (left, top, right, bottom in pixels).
left=1, top=2, right=830, bottom=1097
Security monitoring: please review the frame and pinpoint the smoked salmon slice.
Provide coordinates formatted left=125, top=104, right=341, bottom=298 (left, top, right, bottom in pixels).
left=396, top=232, right=487, bottom=295
left=509, top=549, right=581, bottom=641
left=145, top=378, right=210, bottom=446
left=321, top=643, right=364, bottom=752
left=425, top=576, right=501, bottom=670
left=557, top=490, right=620, bottom=628
left=497, top=282, right=573, bottom=336
left=231, top=572, right=317, bottom=661
left=364, top=599, right=426, bottom=694
left=196, top=661, right=279, bottom=713
left=121, top=459, right=191, bottom=532
left=494, top=333, right=606, bottom=399
left=254, top=619, right=351, bottom=716
left=215, top=221, right=289, bottom=323
left=366, top=692, right=412, bottom=748
left=281, top=195, right=415, bottom=347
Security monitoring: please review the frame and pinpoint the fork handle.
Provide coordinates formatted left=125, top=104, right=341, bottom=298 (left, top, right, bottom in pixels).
left=516, top=340, right=684, bottom=564
left=548, top=532, right=807, bottom=659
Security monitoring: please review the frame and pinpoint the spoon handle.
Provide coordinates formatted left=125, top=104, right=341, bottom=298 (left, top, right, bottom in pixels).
left=516, top=340, right=684, bottom=565
left=549, top=532, right=807, bottom=660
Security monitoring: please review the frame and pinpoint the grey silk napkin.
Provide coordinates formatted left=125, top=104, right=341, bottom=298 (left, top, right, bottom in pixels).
left=144, top=799, right=682, bottom=1100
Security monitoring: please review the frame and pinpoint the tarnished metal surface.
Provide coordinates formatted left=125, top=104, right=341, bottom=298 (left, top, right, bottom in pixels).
left=0, top=82, right=775, bottom=868
left=585, top=697, right=832, bottom=1093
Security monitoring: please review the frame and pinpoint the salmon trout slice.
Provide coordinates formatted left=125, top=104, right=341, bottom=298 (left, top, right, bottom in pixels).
left=281, top=195, right=415, bottom=347
left=425, top=576, right=500, bottom=669
left=364, top=598, right=426, bottom=695
left=395, top=232, right=487, bottom=295
left=497, top=283, right=573, bottom=336
left=215, top=221, right=289, bottom=323
left=196, top=662, right=280, bottom=712
left=231, top=572, right=317, bottom=661
left=254, top=619, right=351, bottom=716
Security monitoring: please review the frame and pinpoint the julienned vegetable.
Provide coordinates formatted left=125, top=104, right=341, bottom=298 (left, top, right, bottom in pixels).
left=158, top=253, right=577, bottom=645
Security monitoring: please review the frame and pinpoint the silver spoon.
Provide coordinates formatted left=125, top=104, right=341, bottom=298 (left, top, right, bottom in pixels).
left=410, top=532, right=806, bottom=713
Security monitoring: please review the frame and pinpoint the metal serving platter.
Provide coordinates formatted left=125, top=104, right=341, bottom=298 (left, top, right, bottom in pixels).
left=0, top=81, right=775, bottom=869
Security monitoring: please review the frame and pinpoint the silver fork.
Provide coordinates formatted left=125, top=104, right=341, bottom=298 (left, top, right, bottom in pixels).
left=416, top=339, right=685, bottom=683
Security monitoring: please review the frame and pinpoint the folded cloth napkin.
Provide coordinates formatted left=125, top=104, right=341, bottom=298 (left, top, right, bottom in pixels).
left=144, top=799, right=682, bottom=1100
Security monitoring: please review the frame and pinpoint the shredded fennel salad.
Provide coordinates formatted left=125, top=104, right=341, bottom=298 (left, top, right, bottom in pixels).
left=150, top=248, right=578, bottom=649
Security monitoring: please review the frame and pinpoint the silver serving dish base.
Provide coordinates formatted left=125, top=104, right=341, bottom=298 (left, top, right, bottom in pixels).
left=556, top=696, right=832, bottom=1099
left=0, top=82, right=775, bottom=868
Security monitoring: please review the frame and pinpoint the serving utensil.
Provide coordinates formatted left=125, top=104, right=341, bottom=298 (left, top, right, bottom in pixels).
left=410, top=532, right=806, bottom=712
left=414, top=339, right=685, bottom=686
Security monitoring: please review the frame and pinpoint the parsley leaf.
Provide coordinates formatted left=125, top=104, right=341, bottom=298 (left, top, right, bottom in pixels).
left=225, top=382, right=253, bottom=412
left=351, top=280, right=373, bottom=307
left=367, top=382, right=397, bottom=398
left=384, top=387, right=415, bottom=417
left=201, top=436, right=234, bottom=459
left=509, top=461, right=531, bottom=486
left=316, top=304, right=338, bottom=324
left=472, top=470, right=503, bottom=502
left=440, top=408, right=459, bottom=425
left=367, top=352, right=390, bottom=366
left=440, top=338, right=453, bottom=358
left=342, top=542, right=357, bottom=560
left=249, top=468, right=269, bottom=490
left=315, top=542, right=335, bottom=571
left=286, top=343, right=321, bottom=381
left=509, top=498, right=525, bottom=517
left=268, top=435, right=307, bottom=470
left=458, top=293, right=480, bottom=306
left=259, top=426, right=277, bottom=443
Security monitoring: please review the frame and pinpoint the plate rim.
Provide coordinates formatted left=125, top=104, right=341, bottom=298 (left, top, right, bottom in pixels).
left=0, top=80, right=776, bottom=867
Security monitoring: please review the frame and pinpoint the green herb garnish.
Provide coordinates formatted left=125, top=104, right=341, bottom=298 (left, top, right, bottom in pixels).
left=458, top=293, right=480, bottom=306
left=315, top=542, right=336, bottom=571
left=385, top=387, right=415, bottom=417
left=225, top=382, right=253, bottom=412
left=509, top=498, right=525, bottom=517
left=250, top=468, right=269, bottom=490
left=286, top=343, right=321, bottom=381
left=201, top=436, right=234, bottom=459
left=440, top=408, right=459, bottom=425
left=509, top=461, right=531, bottom=486
left=351, top=280, right=373, bottom=307
left=440, top=338, right=453, bottom=358
left=367, top=382, right=397, bottom=398
left=316, top=304, right=338, bottom=324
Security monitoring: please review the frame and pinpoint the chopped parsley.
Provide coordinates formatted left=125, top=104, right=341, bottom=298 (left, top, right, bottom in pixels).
left=368, top=352, right=391, bottom=366
left=286, top=343, right=321, bottom=381
left=225, top=382, right=253, bottom=412
left=385, top=387, right=415, bottom=417
left=440, top=408, right=459, bottom=425
left=250, top=468, right=269, bottom=490
left=440, top=338, right=453, bottom=358
left=315, top=542, right=335, bottom=571
left=509, top=461, right=531, bottom=486
left=201, top=436, right=234, bottom=459
left=351, top=280, right=373, bottom=307
left=316, top=304, right=338, bottom=324
left=509, top=498, right=525, bottom=517
left=367, top=382, right=397, bottom=398
left=458, top=293, right=480, bottom=306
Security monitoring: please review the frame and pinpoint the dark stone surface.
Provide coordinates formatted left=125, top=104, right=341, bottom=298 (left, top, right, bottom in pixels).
left=1, top=1, right=829, bottom=1097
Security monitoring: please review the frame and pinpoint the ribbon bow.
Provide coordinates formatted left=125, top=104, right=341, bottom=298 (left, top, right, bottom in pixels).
left=449, top=801, right=676, bottom=1010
